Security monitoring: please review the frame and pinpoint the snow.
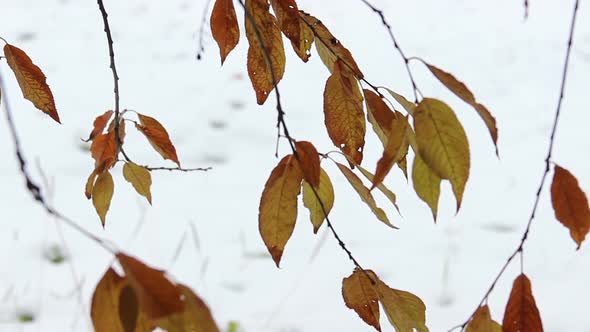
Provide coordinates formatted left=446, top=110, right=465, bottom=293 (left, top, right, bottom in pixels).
left=1, top=0, right=589, bottom=331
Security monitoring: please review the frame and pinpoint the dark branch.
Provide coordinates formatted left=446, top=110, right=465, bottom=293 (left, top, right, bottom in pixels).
left=196, top=0, right=213, bottom=60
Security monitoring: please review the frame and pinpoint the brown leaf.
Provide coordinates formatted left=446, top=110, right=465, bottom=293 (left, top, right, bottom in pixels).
left=364, top=89, right=396, bottom=147
left=502, top=274, right=543, bottom=332
left=295, top=141, right=320, bottom=188
left=3, top=44, right=60, bottom=123
left=118, top=285, right=139, bottom=332
left=92, top=170, right=114, bottom=226
left=84, top=110, right=114, bottom=142
left=302, top=168, right=334, bottom=233
left=136, top=114, right=180, bottom=166
left=245, top=0, right=286, bottom=105
left=465, top=305, right=501, bottom=332
left=376, top=278, right=429, bottom=332
left=116, top=253, right=184, bottom=319
left=270, top=0, right=313, bottom=62
left=425, top=63, right=498, bottom=156
left=210, top=0, right=240, bottom=64
left=324, top=60, right=366, bottom=165
left=372, top=115, right=409, bottom=189
left=91, top=131, right=117, bottom=173
left=342, top=269, right=381, bottom=331
left=551, top=165, right=590, bottom=249
left=123, top=162, right=153, bottom=204
left=259, top=155, right=303, bottom=267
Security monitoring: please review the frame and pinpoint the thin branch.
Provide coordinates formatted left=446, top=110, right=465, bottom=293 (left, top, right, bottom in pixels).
left=196, top=0, right=213, bottom=60
left=524, top=0, right=529, bottom=19
left=450, top=0, right=580, bottom=330
left=145, top=165, right=212, bottom=172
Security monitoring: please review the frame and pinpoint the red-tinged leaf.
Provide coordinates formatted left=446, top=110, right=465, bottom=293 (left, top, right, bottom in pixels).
left=342, top=269, right=381, bottom=331
left=502, top=274, right=543, bottom=332
left=136, top=114, right=180, bottom=166
left=412, top=154, right=441, bottom=221
left=259, top=155, right=303, bottom=267
left=92, top=170, right=114, bottom=227
left=245, top=0, right=286, bottom=105
left=372, top=115, right=409, bottom=189
left=118, top=285, right=139, bottom=332
left=375, top=278, right=429, bottom=332
left=84, top=110, right=114, bottom=142
left=295, top=141, right=321, bottom=188
left=424, top=62, right=498, bottom=156
left=270, top=0, right=313, bottom=62
left=85, top=170, right=98, bottom=199
left=551, top=165, right=590, bottom=249
left=3, top=44, right=60, bottom=123
left=466, top=305, right=501, bottom=332
left=298, top=11, right=363, bottom=79
left=91, top=131, right=117, bottom=173
left=210, top=0, right=240, bottom=64
left=364, top=89, right=396, bottom=147
left=324, top=60, right=366, bottom=165
left=123, top=162, right=153, bottom=205
left=116, top=253, right=184, bottom=319
left=302, top=168, right=334, bottom=233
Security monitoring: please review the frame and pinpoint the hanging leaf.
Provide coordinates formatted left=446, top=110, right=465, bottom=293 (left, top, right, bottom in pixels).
left=3, top=44, right=60, bottom=123
left=210, top=0, right=240, bottom=64
left=465, top=305, right=501, bottom=332
left=372, top=115, right=409, bottom=189
left=336, top=163, right=397, bottom=229
left=123, top=162, right=153, bottom=205
left=259, top=154, right=304, bottom=267
left=424, top=62, right=498, bottom=155
left=245, top=0, right=286, bottom=105
left=91, top=131, right=117, bottom=173
left=302, top=168, right=334, bottom=233
left=116, top=253, right=184, bottom=319
left=376, top=278, right=429, bottom=332
left=85, top=170, right=98, bottom=199
left=324, top=60, right=366, bottom=165
left=92, top=170, right=114, bottom=226
left=84, top=110, right=114, bottom=142
left=353, top=161, right=401, bottom=214
left=270, top=0, right=313, bottom=62
left=364, top=89, right=396, bottom=147
left=136, top=114, right=180, bottom=166
left=118, top=285, right=139, bottom=332
left=412, top=154, right=441, bottom=220
left=413, top=98, right=470, bottom=212
left=342, top=269, right=381, bottom=332
left=298, top=12, right=363, bottom=79
left=295, top=141, right=321, bottom=188
left=502, top=274, right=543, bottom=332
left=384, top=88, right=416, bottom=115
left=550, top=165, right=590, bottom=249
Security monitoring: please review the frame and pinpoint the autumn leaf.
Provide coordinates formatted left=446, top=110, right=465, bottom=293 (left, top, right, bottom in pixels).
left=245, top=0, right=286, bottom=105
left=299, top=11, right=363, bottom=79
left=118, top=285, right=139, bottom=332
left=550, top=165, right=590, bottom=249
left=364, top=89, right=396, bottom=147
left=302, top=168, right=334, bottom=233
left=259, top=154, right=304, bottom=267
left=502, top=274, right=543, bottom=332
left=136, top=114, right=180, bottom=166
left=376, top=278, right=429, bottom=332
left=91, top=131, right=117, bottom=173
left=123, top=162, right=153, bottom=204
left=85, top=170, right=98, bottom=199
left=372, top=115, right=409, bottom=189
left=116, top=253, right=184, bottom=319
left=295, top=141, right=321, bottom=188
left=270, top=0, right=313, bottom=62
left=92, top=170, right=114, bottom=226
left=84, top=110, right=114, bottom=142
left=336, top=162, right=397, bottom=229
left=210, top=0, right=240, bottom=64
left=324, top=60, right=366, bottom=165
left=384, top=88, right=416, bottom=116
left=342, top=269, right=381, bottom=332
left=424, top=62, right=498, bottom=156
left=355, top=163, right=401, bottom=215
left=412, top=154, right=441, bottom=220
left=465, top=305, right=501, bottom=332
left=3, top=44, right=60, bottom=123
left=413, top=98, right=470, bottom=212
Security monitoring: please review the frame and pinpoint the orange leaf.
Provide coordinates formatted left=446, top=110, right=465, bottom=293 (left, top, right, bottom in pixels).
left=84, top=110, right=114, bottom=142
left=116, top=253, right=184, bottom=319
left=136, top=114, right=180, bottom=166
left=372, top=115, right=409, bottom=189
left=466, top=305, right=501, bottom=332
left=3, top=44, right=60, bottom=123
left=210, top=0, right=240, bottom=64
left=364, top=89, right=396, bottom=147
left=245, top=0, right=286, bottom=105
left=92, top=170, right=114, bottom=226
left=259, top=154, right=303, bottom=267
left=551, top=165, right=590, bottom=249
left=91, top=131, right=117, bottom=173
left=270, top=0, right=313, bottom=62
left=295, top=141, right=320, bottom=188
left=342, top=269, right=381, bottom=331
left=324, top=60, right=366, bottom=165
left=502, top=274, right=543, bottom=332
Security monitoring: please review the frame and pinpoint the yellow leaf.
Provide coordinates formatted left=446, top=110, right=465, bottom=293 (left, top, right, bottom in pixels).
left=136, top=114, right=180, bottom=166
left=3, top=44, right=60, bottom=123
left=413, top=98, right=470, bottom=212
left=270, top=0, right=313, bottom=62
left=376, top=278, right=429, bottom=332
left=302, top=168, right=334, bottom=234
left=550, top=165, right=590, bottom=249
left=364, top=89, right=396, bottom=147
left=92, top=170, right=114, bottom=227
left=85, top=170, right=98, bottom=199
left=210, top=0, right=240, bottom=64
left=324, top=60, right=366, bottom=165
left=466, top=305, right=502, bottom=332
left=502, top=274, right=543, bottom=332
left=412, top=154, right=441, bottom=220
left=259, top=155, right=303, bottom=267
left=384, top=88, right=416, bottom=116
left=372, top=115, right=409, bottom=189
left=355, top=163, right=401, bottom=215
left=123, top=162, right=153, bottom=204
left=336, top=163, right=397, bottom=229
left=245, top=0, right=286, bottom=105
left=342, top=269, right=381, bottom=332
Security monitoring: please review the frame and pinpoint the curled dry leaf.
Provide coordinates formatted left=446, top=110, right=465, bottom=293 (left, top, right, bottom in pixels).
left=372, top=115, right=409, bottom=189
left=136, top=114, right=180, bottom=166
left=364, top=89, right=396, bottom=147
left=354, top=163, right=401, bottom=215
left=295, top=140, right=321, bottom=188
left=270, top=0, right=313, bottom=62
left=324, top=60, right=366, bottom=166
left=84, top=110, right=114, bottom=142
left=465, top=305, right=501, bottom=332
left=412, top=154, right=441, bottom=221
left=502, top=274, right=543, bottom=332
left=259, top=155, right=303, bottom=267
left=211, top=0, right=240, bottom=64
left=245, top=0, right=286, bottom=105
left=342, top=269, right=381, bottom=331
left=302, top=168, right=334, bottom=233
left=91, top=131, right=117, bottom=173
left=550, top=165, right=590, bottom=249
left=123, top=162, right=153, bottom=205
left=92, top=170, right=114, bottom=227
left=3, top=44, right=60, bottom=123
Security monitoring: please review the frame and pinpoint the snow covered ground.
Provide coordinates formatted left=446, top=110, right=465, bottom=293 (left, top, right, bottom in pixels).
left=1, top=0, right=589, bottom=331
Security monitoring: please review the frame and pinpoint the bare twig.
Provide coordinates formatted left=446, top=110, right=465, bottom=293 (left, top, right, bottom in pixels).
left=196, top=0, right=213, bottom=60
left=145, top=165, right=212, bottom=172
left=524, top=0, right=529, bottom=19
left=450, top=0, right=580, bottom=330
